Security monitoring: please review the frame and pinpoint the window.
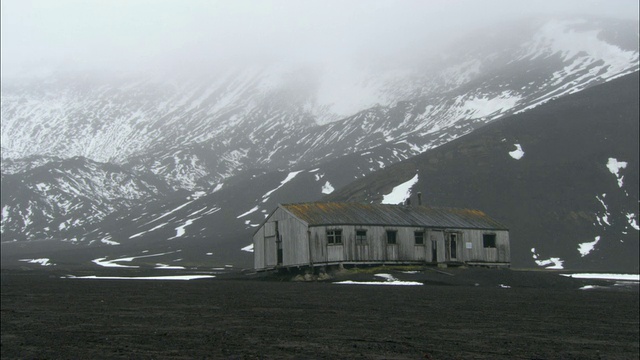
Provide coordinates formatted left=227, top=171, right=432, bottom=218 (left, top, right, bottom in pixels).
left=483, top=234, right=496, bottom=248
left=327, top=229, right=342, bottom=244
left=356, top=230, right=367, bottom=243
left=386, top=230, right=397, bottom=244
left=414, top=231, right=425, bottom=245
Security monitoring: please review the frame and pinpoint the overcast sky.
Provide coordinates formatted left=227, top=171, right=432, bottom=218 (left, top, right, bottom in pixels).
left=1, top=0, right=638, bottom=79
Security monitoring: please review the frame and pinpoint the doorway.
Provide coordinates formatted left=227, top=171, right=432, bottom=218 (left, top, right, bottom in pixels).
left=447, top=233, right=458, bottom=261
left=275, top=221, right=283, bottom=265
left=431, top=239, right=438, bottom=262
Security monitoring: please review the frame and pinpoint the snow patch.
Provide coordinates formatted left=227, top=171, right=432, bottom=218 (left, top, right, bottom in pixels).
left=595, top=194, right=611, bottom=227
left=335, top=273, right=423, bottom=286
left=381, top=174, right=419, bottom=205
left=169, top=219, right=194, bottom=239
left=626, top=213, right=639, bottom=230
left=64, top=275, right=215, bottom=281
left=142, top=200, right=194, bottom=226
left=262, top=170, right=303, bottom=201
left=100, top=237, right=120, bottom=246
left=321, top=181, right=335, bottom=194
left=536, top=258, right=564, bottom=269
left=190, top=191, right=206, bottom=199
left=19, top=258, right=54, bottom=266
left=561, top=273, right=640, bottom=281
left=579, top=285, right=598, bottom=290
left=578, top=236, right=600, bottom=257
left=241, top=244, right=254, bottom=252
left=531, top=248, right=564, bottom=269
left=535, top=257, right=564, bottom=269
left=92, top=251, right=177, bottom=268
left=457, top=91, right=522, bottom=119
left=606, top=158, right=627, bottom=188
left=154, top=263, right=186, bottom=270
left=129, top=221, right=169, bottom=239
left=509, top=144, right=524, bottom=160
left=237, top=206, right=259, bottom=218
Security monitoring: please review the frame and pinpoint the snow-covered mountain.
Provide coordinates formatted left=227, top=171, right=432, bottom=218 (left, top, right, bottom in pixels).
left=328, top=72, right=639, bottom=272
left=1, top=17, right=638, bottom=270
left=1, top=156, right=175, bottom=243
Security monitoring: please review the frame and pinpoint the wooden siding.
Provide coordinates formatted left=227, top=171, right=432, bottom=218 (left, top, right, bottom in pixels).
left=429, top=230, right=445, bottom=263
left=253, top=227, right=265, bottom=270
left=254, top=205, right=510, bottom=270
left=458, top=229, right=510, bottom=263
left=308, top=225, right=509, bottom=264
left=253, top=207, right=310, bottom=270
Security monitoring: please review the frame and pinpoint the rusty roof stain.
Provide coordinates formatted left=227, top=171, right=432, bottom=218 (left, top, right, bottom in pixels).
left=281, top=202, right=507, bottom=230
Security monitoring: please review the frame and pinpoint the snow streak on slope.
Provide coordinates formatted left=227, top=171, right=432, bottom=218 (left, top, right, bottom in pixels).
left=262, top=171, right=303, bottom=202
left=0, top=157, right=172, bottom=242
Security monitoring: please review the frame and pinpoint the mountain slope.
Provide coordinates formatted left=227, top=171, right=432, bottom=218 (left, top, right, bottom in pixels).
left=327, top=72, right=639, bottom=272
left=3, top=18, right=638, bottom=189
left=1, top=17, right=638, bottom=271
left=1, top=157, right=176, bottom=243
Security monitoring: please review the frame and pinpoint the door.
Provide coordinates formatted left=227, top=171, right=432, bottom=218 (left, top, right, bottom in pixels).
left=447, top=233, right=458, bottom=261
left=431, top=239, right=438, bottom=263
left=275, top=221, right=283, bottom=265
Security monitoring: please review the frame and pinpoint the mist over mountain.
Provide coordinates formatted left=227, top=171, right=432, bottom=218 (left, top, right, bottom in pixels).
left=1, top=13, right=638, bottom=271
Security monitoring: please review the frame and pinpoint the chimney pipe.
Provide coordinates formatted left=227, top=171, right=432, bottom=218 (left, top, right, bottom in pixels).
left=417, top=192, right=422, bottom=206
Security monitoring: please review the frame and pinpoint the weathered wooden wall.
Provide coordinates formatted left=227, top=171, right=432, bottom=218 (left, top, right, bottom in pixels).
left=253, top=207, right=310, bottom=270
left=254, top=206, right=510, bottom=270
left=308, top=225, right=509, bottom=264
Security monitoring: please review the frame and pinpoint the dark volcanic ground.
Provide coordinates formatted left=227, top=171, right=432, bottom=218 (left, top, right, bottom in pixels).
left=1, top=268, right=638, bottom=359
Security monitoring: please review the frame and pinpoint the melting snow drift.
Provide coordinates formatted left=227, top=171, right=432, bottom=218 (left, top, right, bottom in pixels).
left=561, top=273, right=640, bottom=281
left=64, top=275, right=215, bottom=281
left=334, top=273, right=423, bottom=286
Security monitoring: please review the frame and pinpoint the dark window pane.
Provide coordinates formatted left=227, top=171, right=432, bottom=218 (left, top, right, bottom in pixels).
left=483, top=234, right=496, bottom=248
left=327, top=229, right=343, bottom=244
left=414, top=231, right=424, bottom=245
left=387, top=230, right=397, bottom=244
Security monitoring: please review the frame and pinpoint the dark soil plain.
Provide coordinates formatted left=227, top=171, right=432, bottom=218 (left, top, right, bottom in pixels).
left=1, top=267, right=638, bottom=360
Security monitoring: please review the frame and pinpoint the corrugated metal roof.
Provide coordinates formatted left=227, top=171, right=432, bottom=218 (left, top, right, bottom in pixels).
left=281, top=202, right=507, bottom=230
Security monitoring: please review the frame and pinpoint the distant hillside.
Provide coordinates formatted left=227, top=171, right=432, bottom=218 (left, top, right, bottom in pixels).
left=327, top=72, right=639, bottom=272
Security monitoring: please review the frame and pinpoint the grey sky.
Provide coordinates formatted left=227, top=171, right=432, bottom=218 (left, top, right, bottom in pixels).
left=1, top=0, right=638, bottom=79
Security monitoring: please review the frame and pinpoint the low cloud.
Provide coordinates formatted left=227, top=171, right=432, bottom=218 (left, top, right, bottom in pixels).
left=1, top=0, right=637, bottom=79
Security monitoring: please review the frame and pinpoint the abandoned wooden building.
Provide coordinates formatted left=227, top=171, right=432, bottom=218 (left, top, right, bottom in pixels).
left=253, top=202, right=510, bottom=270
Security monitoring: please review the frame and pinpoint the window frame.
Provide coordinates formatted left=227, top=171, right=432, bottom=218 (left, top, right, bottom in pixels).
left=355, top=229, right=367, bottom=244
left=414, top=231, right=425, bottom=245
left=327, top=229, right=343, bottom=245
left=386, top=230, right=398, bottom=245
left=483, top=233, right=497, bottom=248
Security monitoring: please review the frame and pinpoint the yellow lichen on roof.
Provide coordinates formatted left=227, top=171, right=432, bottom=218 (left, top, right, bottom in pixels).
left=457, top=208, right=487, bottom=217
left=281, top=202, right=506, bottom=229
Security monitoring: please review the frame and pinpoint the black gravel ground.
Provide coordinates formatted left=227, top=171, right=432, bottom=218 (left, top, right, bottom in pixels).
left=1, top=267, right=638, bottom=359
